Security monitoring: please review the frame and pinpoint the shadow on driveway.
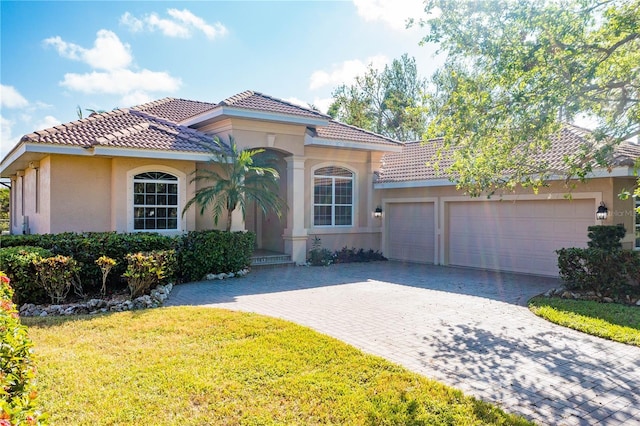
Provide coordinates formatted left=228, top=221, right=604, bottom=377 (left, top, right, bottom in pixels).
left=167, top=261, right=559, bottom=307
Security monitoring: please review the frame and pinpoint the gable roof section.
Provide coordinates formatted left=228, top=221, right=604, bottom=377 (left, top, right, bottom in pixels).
left=377, top=125, right=640, bottom=185
left=132, top=98, right=217, bottom=124
left=17, top=109, right=214, bottom=153
left=307, top=120, right=402, bottom=151
left=219, top=90, right=330, bottom=121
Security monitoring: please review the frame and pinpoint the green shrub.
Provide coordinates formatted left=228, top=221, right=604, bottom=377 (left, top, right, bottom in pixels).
left=178, top=231, right=255, bottom=281
left=95, top=256, right=117, bottom=296
left=587, top=225, right=626, bottom=251
left=332, top=246, right=387, bottom=263
left=0, top=271, right=47, bottom=424
left=123, top=250, right=176, bottom=298
left=33, top=255, right=81, bottom=304
left=556, top=247, right=640, bottom=297
left=307, top=236, right=333, bottom=266
left=0, top=246, right=53, bottom=305
left=1, top=232, right=177, bottom=293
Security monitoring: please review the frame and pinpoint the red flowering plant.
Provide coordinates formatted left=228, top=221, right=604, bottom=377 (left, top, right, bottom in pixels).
left=0, top=271, right=47, bottom=425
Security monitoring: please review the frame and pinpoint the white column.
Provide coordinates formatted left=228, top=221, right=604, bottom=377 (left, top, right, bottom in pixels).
left=283, top=156, right=308, bottom=264
left=230, top=207, right=245, bottom=232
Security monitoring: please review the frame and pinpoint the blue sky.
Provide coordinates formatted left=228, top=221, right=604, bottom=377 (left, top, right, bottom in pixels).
left=0, top=0, right=440, bottom=159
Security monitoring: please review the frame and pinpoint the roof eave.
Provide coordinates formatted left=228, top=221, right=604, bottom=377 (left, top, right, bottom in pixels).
left=0, top=142, right=213, bottom=177
left=305, top=134, right=403, bottom=152
left=183, top=106, right=329, bottom=128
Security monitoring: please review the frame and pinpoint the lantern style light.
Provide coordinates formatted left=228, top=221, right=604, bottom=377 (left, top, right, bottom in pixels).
left=596, top=202, right=608, bottom=221
left=374, top=206, right=383, bottom=218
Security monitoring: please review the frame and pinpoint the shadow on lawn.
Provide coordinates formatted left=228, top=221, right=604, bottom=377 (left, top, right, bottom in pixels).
left=166, top=261, right=559, bottom=307
left=418, top=322, right=640, bottom=422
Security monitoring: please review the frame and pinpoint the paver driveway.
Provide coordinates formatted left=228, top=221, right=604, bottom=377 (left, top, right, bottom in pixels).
left=166, top=262, right=640, bottom=425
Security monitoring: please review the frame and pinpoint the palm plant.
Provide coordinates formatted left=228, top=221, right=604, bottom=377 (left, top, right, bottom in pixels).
left=183, top=136, right=287, bottom=231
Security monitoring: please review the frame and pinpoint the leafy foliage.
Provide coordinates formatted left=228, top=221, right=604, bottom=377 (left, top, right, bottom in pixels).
left=0, top=271, right=47, bottom=425
left=123, top=250, right=176, bottom=299
left=183, top=136, right=287, bottom=231
left=33, top=255, right=81, bottom=304
left=307, top=236, right=333, bottom=266
left=587, top=225, right=626, bottom=250
left=0, top=246, right=53, bottom=305
left=557, top=225, right=640, bottom=298
left=415, top=0, right=640, bottom=196
left=332, top=247, right=387, bottom=264
left=177, top=230, right=255, bottom=281
left=0, top=187, right=8, bottom=233
left=0, top=232, right=177, bottom=291
left=328, top=54, right=428, bottom=141
left=95, top=256, right=116, bottom=296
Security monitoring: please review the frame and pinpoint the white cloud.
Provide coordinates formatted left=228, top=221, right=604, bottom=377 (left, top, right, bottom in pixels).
left=0, top=85, right=29, bottom=109
left=60, top=69, right=182, bottom=95
left=34, top=115, right=61, bottom=131
left=0, top=115, right=19, bottom=159
left=45, top=31, right=182, bottom=107
left=120, top=9, right=228, bottom=40
left=120, top=91, right=153, bottom=107
left=284, top=97, right=334, bottom=115
left=167, top=9, right=228, bottom=40
left=309, top=55, right=388, bottom=90
left=44, top=30, right=132, bottom=71
left=353, top=0, right=425, bottom=31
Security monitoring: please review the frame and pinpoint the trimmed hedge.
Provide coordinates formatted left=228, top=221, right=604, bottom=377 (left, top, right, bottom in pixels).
left=1, top=232, right=177, bottom=291
left=557, top=225, right=640, bottom=299
left=178, top=230, right=255, bottom=282
left=2, top=230, right=256, bottom=303
left=0, top=271, right=47, bottom=424
left=0, top=246, right=54, bottom=305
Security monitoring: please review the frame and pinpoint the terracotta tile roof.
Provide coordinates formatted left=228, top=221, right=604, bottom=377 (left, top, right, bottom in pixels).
left=132, top=98, right=217, bottom=123
left=20, top=108, right=215, bottom=153
left=219, top=90, right=330, bottom=120
left=378, top=125, right=640, bottom=183
left=312, top=120, right=401, bottom=147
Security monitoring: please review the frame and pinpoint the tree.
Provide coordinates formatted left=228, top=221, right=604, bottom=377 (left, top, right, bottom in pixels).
left=415, top=0, right=639, bottom=196
left=182, top=136, right=287, bottom=231
left=0, top=187, right=8, bottom=232
left=328, top=54, right=428, bottom=141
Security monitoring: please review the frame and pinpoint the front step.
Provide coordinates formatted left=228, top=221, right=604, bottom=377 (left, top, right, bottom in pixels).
left=250, top=253, right=296, bottom=269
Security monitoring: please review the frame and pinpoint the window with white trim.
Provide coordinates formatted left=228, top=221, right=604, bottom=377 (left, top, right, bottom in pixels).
left=133, top=172, right=179, bottom=231
left=313, top=166, right=353, bottom=226
left=634, top=198, right=640, bottom=249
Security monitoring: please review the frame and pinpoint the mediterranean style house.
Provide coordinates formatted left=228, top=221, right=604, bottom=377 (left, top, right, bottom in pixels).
left=1, top=90, right=639, bottom=276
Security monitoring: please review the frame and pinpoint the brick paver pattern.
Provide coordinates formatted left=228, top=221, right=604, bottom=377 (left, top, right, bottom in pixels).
left=166, top=262, right=640, bottom=425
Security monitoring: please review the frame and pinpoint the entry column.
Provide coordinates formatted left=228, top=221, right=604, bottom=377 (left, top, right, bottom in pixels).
left=283, top=156, right=307, bottom=264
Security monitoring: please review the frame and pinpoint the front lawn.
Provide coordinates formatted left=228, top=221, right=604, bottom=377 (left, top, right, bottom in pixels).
left=25, top=307, right=530, bottom=425
left=528, top=296, right=640, bottom=346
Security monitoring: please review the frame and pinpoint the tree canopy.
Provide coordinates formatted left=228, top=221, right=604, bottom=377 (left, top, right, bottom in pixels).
left=416, top=0, right=639, bottom=196
left=328, top=54, right=428, bottom=141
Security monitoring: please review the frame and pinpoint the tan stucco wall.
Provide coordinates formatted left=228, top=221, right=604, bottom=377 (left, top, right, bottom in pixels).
left=48, top=155, right=112, bottom=233
left=376, top=177, right=636, bottom=254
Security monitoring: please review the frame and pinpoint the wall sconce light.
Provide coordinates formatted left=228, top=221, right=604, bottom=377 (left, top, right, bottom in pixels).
left=596, top=202, right=608, bottom=221
left=374, top=206, right=383, bottom=218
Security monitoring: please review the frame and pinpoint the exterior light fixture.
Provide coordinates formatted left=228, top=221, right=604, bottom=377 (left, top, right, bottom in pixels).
left=374, top=206, right=383, bottom=218
left=596, top=202, right=608, bottom=221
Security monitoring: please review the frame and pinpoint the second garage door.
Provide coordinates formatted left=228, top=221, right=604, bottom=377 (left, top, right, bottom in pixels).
left=386, top=202, right=436, bottom=263
left=448, top=199, right=593, bottom=276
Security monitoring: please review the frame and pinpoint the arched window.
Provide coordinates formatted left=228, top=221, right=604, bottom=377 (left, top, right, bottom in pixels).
left=313, top=166, right=353, bottom=227
left=133, top=172, right=179, bottom=230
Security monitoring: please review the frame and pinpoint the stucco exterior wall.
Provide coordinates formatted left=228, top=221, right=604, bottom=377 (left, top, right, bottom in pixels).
left=47, top=155, right=112, bottom=233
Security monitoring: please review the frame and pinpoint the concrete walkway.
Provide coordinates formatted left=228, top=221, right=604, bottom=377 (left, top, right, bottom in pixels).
left=166, top=262, right=640, bottom=425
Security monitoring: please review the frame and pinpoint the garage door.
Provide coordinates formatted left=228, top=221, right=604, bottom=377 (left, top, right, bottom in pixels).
left=448, top=199, right=593, bottom=276
left=386, top=202, right=436, bottom=263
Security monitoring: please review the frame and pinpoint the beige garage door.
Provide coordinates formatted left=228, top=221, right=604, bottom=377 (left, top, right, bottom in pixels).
left=448, top=199, right=593, bottom=276
left=386, top=202, right=436, bottom=263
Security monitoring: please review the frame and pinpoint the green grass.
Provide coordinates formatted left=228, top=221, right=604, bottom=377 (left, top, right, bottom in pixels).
left=24, top=307, right=530, bottom=425
left=529, top=296, right=640, bottom=346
